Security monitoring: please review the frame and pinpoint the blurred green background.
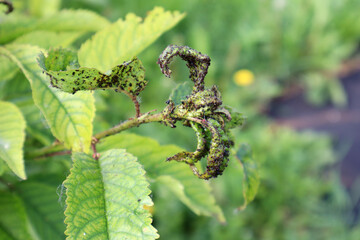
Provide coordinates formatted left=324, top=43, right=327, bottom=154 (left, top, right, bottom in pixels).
left=2, top=0, right=360, bottom=239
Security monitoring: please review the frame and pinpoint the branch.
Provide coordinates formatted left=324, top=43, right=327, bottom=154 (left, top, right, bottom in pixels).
left=94, top=112, right=163, bottom=139
left=27, top=112, right=165, bottom=159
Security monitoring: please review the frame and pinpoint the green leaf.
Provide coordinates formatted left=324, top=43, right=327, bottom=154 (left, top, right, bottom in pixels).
left=97, top=133, right=226, bottom=223
left=169, top=82, right=192, bottom=105
left=78, top=7, right=185, bottom=72
left=20, top=101, right=54, bottom=146
left=64, top=150, right=158, bottom=239
left=234, top=143, right=260, bottom=210
left=28, top=0, right=61, bottom=17
left=0, top=45, right=95, bottom=153
left=0, top=9, right=110, bottom=44
left=0, top=159, right=7, bottom=176
left=0, top=55, right=18, bottom=82
left=13, top=31, right=83, bottom=49
left=0, top=191, right=35, bottom=240
left=0, top=101, right=26, bottom=179
left=38, top=49, right=147, bottom=95
left=14, top=181, right=66, bottom=240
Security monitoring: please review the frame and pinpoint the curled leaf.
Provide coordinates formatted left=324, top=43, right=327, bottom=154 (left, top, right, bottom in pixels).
left=159, top=45, right=245, bottom=179
left=157, top=45, right=210, bottom=92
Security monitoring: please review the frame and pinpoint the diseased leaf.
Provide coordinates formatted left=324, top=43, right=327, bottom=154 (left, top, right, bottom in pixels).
left=14, top=180, right=66, bottom=240
left=0, top=101, right=26, bottom=179
left=0, top=45, right=95, bottom=153
left=235, top=143, right=260, bottom=210
left=78, top=7, right=185, bottom=72
left=0, top=9, right=110, bottom=44
left=38, top=49, right=147, bottom=95
left=0, top=191, right=35, bottom=240
left=97, top=133, right=226, bottom=222
left=64, top=150, right=158, bottom=239
left=13, top=31, right=83, bottom=49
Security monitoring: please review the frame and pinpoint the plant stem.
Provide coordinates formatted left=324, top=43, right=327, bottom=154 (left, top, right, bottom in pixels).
left=27, top=112, right=165, bottom=159
left=26, top=144, right=66, bottom=159
left=121, top=90, right=141, bottom=118
left=131, top=95, right=141, bottom=118
left=94, top=112, right=163, bottom=139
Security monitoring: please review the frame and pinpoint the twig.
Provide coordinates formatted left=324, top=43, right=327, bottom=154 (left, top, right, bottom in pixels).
left=27, top=111, right=165, bottom=159
left=94, top=112, right=163, bottom=139
left=26, top=143, right=65, bottom=159
left=33, top=150, right=72, bottom=160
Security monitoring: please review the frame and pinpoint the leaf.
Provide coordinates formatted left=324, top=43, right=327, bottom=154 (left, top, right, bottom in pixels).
left=0, top=9, right=110, bottom=44
left=64, top=150, right=158, bottom=239
left=0, top=191, right=35, bottom=240
left=0, top=45, right=95, bottom=153
left=234, top=143, right=260, bottom=210
left=97, top=133, right=226, bottom=223
left=14, top=180, right=66, bottom=240
left=169, top=82, right=192, bottom=105
left=13, top=31, right=83, bottom=49
left=28, top=0, right=61, bottom=17
left=0, top=55, right=18, bottom=82
left=19, top=101, right=54, bottom=146
left=38, top=49, right=147, bottom=95
left=0, top=159, right=7, bottom=176
left=78, top=7, right=185, bottom=72
left=0, top=101, right=26, bottom=179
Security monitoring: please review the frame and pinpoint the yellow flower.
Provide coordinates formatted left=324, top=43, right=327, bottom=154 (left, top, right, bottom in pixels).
left=233, top=69, right=254, bottom=86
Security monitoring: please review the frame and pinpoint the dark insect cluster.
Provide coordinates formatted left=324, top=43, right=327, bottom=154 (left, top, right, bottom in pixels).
left=158, top=45, right=244, bottom=179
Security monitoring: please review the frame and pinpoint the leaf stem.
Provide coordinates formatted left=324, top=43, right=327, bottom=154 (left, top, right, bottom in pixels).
left=122, top=90, right=141, bottom=118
